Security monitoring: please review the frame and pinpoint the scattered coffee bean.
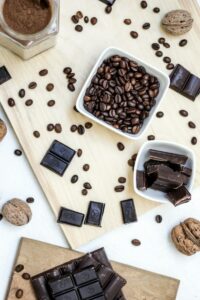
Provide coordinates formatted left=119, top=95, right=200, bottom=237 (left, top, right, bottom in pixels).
left=179, top=110, right=188, bottom=117
left=77, top=125, right=85, bottom=135
left=142, top=22, right=150, bottom=30
left=128, top=159, right=135, bottom=167
left=67, top=72, right=75, bottom=79
left=71, top=175, right=78, bottom=184
left=179, top=39, right=187, bottom=47
left=85, top=122, right=93, bottom=129
left=118, top=177, right=126, bottom=184
left=130, top=31, right=138, bottom=38
left=25, top=99, right=33, bottom=106
left=47, top=123, right=54, bottom=131
left=68, top=83, right=75, bottom=92
left=105, top=5, right=112, bottom=14
left=153, top=7, right=160, bottom=13
left=131, top=239, right=141, bottom=246
left=83, top=182, right=92, bottom=189
left=15, top=264, right=24, bottom=273
left=82, top=189, right=88, bottom=196
left=166, top=63, right=174, bottom=70
left=191, top=137, right=197, bottom=145
left=22, top=272, right=30, bottom=280
left=163, top=56, right=171, bottom=63
left=188, top=121, right=196, bottom=129
left=75, top=24, right=83, bottom=32
left=71, top=15, right=79, bottom=24
left=156, top=111, right=164, bottom=118
left=70, top=124, right=77, bottom=132
left=163, top=42, right=170, bottom=48
left=158, top=37, right=165, bottom=44
left=18, top=89, right=25, bottom=98
left=132, top=153, right=137, bottom=161
left=84, top=16, right=89, bottom=23
left=47, top=100, right=55, bottom=107
left=14, top=149, right=22, bottom=156
left=155, top=50, right=163, bottom=57
left=83, top=164, right=90, bottom=171
left=8, top=98, right=15, bottom=107
left=148, top=135, right=155, bottom=140
left=39, top=69, right=48, bottom=76
left=0, top=213, right=3, bottom=221
left=46, top=83, right=54, bottom=92
left=68, top=78, right=77, bottom=84
left=15, top=289, right=23, bottom=299
left=55, top=123, right=62, bottom=133
left=76, top=11, right=83, bottom=19
left=28, top=82, right=37, bottom=89
left=124, top=18, right=131, bottom=25
left=33, top=131, right=40, bottom=138
left=63, top=67, right=72, bottom=74
left=151, top=43, right=160, bottom=50
left=77, top=149, right=82, bottom=157
left=117, top=142, right=125, bottom=151
left=155, top=215, right=162, bottom=223
left=26, top=197, right=34, bottom=204
left=114, top=185, right=125, bottom=192
left=140, top=0, right=147, bottom=9
left=91, top=17, right=98, bottom=25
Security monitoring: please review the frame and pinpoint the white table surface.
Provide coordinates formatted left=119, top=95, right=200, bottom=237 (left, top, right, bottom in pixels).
left=1, top=2, right=200, bottom=299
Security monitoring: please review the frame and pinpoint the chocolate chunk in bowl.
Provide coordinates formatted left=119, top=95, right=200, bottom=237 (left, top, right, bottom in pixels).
left=76, top=48, right=170, bottom=140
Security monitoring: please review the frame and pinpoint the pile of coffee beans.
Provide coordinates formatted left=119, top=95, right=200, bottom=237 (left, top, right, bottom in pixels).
left=83, top=55, right=160, bottom=135
left=63, top=67, right=77, bottom=92
left=71, top=11, right=98, bottom=33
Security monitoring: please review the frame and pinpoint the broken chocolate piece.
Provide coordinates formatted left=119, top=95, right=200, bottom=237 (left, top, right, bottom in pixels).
left=167, top=186, right=191, bottom=206
left=149, top=149, right=188, bottom=165
left=120, top=199, right=137, bottom=224
left=181, top=166, right=192, bottom=177
left=136, top=171, right=147, bottom=191
left=57, top=207, right=84, bottom=227
left=85, top=201, right=105, bottom=227
left=0, top=66, right=11, bottom=85
left=152, top=165, right=184, bottom=190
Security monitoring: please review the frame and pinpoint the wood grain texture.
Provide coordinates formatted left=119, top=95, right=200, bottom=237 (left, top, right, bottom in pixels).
left=6, top=238, right=180, bottom=300
left=0, top=0, right=200, bottom=248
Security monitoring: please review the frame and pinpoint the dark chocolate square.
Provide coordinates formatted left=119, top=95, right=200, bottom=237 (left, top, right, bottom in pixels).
left=85, top=201, right=105, bottom=227
left=0, top=66, right=11, bottom=85
left=50, top=140, right=76, bottom=162
left=79, top=282, right=103, bottom=299
left=182, top=74, right=200, bottom=101
left=41, top=153, right=69, bottom=176
left=48, top=276, right=73, bottom=295
left=170, top=64, right=190, bottom=92
left=55, top=291, right=79, bottom=300
left=167, top=186, right=191, bottom=206
left=120, top=199, right=137, bottom=224
left=74, top=268, right=98, bottom=285
left=57, top=207, right=85, bottom=227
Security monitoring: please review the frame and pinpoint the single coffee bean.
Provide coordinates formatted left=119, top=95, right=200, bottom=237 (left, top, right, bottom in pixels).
left=83, top=164, right=90, bottom=171
left=46, top=83, right=54, bottom=91
left=155, top=215, right=162, bottom=223
left=105, top=5, right=112, bottom=14
left=85, top=122, right=93, bottom=129
left=22, top=272, right=30, bottom=280
left=91, top=17, right=98, bottom=25
left=18, top=89, right=25, bottom=98
left=128, top=159, right=135, bottom=167
left=47, top=123, right=54, bottom=131
left=68, top=83, right=75, bottom=92
left=153, top=7, right=160, bottom=13
left=71, top=15, right=79, bottom=24
left=25, top=99, right=33, bottom=106
left=151, top=43, right=160, bottom=50
left=8, top=98, right=15, bottom=107
left=39, top=69, right=48, bottom=76
left=118, top=177, right=126, bottom=184
left=63, top=67, right=72, bottom=74
left=147, top=135, right=155, bottom=140
left=163, top=42, right=170, bottom=48
left=70, top=124, right=77, bottom=132
left=15, top=264, right=24, bottom=273
left=28, top=82, right=37, bottom=89
left=142, top=22, right=150, bottom=30
left=26, top=197, right=34, bottom=204
left=15, top=289, right=23, bottom=299
left=155, top=50, right=163, bottom=57
left=14, top=149, right=22, bottom=156
left=83, top=182, right=92, bottom=189
left=188, top=121, right=196, bottom=129
left=140, top=0, right=147, bottom=9
left=131, top=239, right=141, bottom=246
left=82, top=189, right=88, bottom=196
left=158, top=37, right=165, bottom=44
left=191, top=137, right=197, bottom=145
left=71, top=175, right=78, bottom=184
left=76, top=11, right=83, bottom=19
left=163, top=56, right=171, bottom=63
left=75, top=24, right=83, bottom=32
left=67, top=72, right=75, bottom=79
left=55, top=123, right=62, bottom=133
left=117, top=142, right=125, bottom=151
left=166, top=63, right=174, bottom=70
left=77, top=149, right=82, bottom=157
left=156, top=111, right=164, bottom=118
left=179, top=39, right=187, bottom=47
left=68, top=78, right=77, bottom=84
left=124, top=18, right=131, bottom=25
left=179, top=110, right=188, bottom=117
left=47, top=100, right=55, bottom=107
left=114, top=185, right=125, bottom=192
left=130, top=31, right=138, bottom=38
left=84, top=16, right=89, bottom=23
left=77, top=125, right=85, bottom=135
left=33, top=131, right=40, bottom=138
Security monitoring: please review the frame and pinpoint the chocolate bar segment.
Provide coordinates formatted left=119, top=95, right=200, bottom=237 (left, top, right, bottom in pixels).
left=85, top=201, right=105, bottom=227
left=120, top=199, right=137, bottom=224
left=149, top=149, right=188, bottom=165
left=57, top=207, right=84, bottom=227
left=50, top=140, right=76, bottom=162
left=167, top=186, right=191, bottom=206
left=151, top=165, right=183, bottom=190
left=41, top=153, right=69, bottom=176
left=0, top=66, right=11, bottom=85
left=136, top=171, right=147, bottom=191
left=182, top=74, right=200, bottom=101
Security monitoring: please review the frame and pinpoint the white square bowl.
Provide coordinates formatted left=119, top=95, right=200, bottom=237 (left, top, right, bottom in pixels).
left=76, top=47, right=170, bottom=140
left=133, top=140, right=196, bottom=204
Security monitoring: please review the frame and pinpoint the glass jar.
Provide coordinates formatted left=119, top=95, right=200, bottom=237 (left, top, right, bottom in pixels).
left=0, top=0, right=60, bottom=60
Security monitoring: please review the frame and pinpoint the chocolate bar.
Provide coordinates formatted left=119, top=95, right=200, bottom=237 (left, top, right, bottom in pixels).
left=149, top=149, right=188, bottom=165
left=98, top=0, right=116, bottom=5
left=57, top=207, right=84, bottom=227
left=120, top=199, right=137, bottom=224
left=0, top=66, right=11, bottom=85
left=136, top=171, right=147, bottom=191
left=85, top=201, right=105, bottom=227
left=41, top=140, right=76, bottom=176
left=167, top=186, right=191, bottom=206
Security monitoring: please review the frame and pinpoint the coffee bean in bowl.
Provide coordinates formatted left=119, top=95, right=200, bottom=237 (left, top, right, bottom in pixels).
left=76, top=48, right=170, bottom=140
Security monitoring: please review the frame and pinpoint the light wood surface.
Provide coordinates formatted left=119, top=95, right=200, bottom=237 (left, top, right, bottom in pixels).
left=0, top=0, right=200, bottom=248
left=6, top=238, right=180, bottom=300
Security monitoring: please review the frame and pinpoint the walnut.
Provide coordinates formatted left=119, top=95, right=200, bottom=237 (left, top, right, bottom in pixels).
left=2, top=198, right=32, bottom=226
left=171, top=218, right=200, bottom=256
left=0, top=119, right=7, bottom=141
left=162, top=10, right=193, bottom=35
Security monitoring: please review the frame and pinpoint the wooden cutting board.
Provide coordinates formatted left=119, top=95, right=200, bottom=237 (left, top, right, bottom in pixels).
left=0, top=0, right=200, bottom=248
left=6, top=238, right=180, bottom=300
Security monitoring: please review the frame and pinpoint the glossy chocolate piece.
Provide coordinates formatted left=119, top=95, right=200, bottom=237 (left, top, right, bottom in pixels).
left=41, top=153, right=69, bottom=176
left=120, top=199, right=137, bottom=224
left=136, top=171, right=147, bottom=191
left=50, top=140, right=75, bottom=162
left=85, top=201, right=105, bottom=226
left=0, top=66, right=11, bottom=85
left=98, top=0, right=116, bottom=5
left=152, top=165, right=184, bottom=190
left=182, top=74, right=200, bottom=101
left=167, top=186, right=191, bottom=206
left=149, top=149, right=188, bottom=165
left=57, top=207, right=84, bottom=227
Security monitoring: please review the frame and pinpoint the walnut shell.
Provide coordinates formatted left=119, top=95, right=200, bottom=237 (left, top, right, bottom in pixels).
left=162, top=10, right=193, bottom=35
left=0, top=119, right=7, bottom=141
left=2, top=198, right=32, bottom=226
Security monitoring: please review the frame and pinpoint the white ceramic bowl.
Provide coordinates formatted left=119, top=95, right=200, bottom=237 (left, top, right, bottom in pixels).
left=76, top=47, right=170, bottom=140
left=133, top=140, right=196, bottom=203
